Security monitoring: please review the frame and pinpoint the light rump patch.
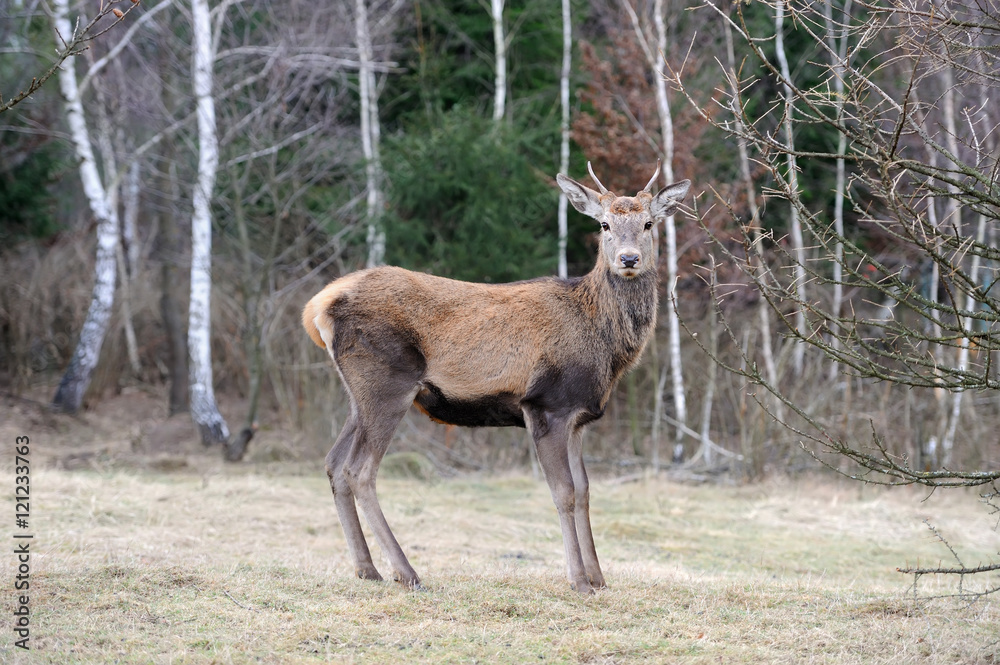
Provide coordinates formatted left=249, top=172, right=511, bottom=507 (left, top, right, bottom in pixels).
left=301, top=271, right=366, bottom=349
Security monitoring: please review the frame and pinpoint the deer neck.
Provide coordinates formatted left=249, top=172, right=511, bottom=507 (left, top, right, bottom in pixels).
left=579, top=262, right=659, bottom=364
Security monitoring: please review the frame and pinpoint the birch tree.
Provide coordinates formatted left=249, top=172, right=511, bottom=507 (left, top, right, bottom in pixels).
left=556, top=0, right=571, bottom=279
left=823, top=0, right=852, bottom=381
left=188, top=0, right=230, bottom=444
left=621, top=0, right=687, bottom=464
left=939, top=85, right=995, bottom=465
left=773, top=0, right=808, bottom=378
left=491, top=0, right=506, bottom=123
left=721, top=10, right=780, bottom=415
left=51, top=0, right=121, bottom=412
left=357, top=0, right=385, bottom=268
left=157, top=156, right=189, bottom=417
left=119, top=158, right=142, bottom=377
left=932, top=25, right=968, bottom=466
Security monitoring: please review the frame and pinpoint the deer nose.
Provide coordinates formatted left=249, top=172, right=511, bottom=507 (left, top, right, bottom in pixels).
left=620, top=253, right=640, bottom=269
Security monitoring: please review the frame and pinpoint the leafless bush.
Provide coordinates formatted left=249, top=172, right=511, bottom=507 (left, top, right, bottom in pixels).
left=674, top=0, right=1000, bottom=484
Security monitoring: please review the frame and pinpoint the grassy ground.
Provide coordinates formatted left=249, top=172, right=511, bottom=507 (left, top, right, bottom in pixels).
left=0, top=457, right=997, bottom=664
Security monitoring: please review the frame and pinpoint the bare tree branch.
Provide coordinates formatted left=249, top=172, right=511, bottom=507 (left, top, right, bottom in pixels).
left=1, top=0, right=140, bottom=113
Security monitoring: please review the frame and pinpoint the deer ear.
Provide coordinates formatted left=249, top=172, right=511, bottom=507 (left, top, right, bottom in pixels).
left=557, top=174, right=604, bottom=220
left=651, top=180, right=691, bottom=219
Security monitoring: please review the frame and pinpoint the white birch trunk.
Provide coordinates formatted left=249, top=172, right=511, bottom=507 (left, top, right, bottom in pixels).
left=87, top=64, right=143, bottom=378
left=824, top=0, right=852, bottom=381
left=924, top=144, right=941, bottom=345
left=939, top=83, right=992, bottom=465
left=942, top=211, right=986, bottom=464
left=699, top=266, right=719, bottom=467
left=491, top=0, right=506, bottom=122
left=722, top=14, right=780, bottom=401
left=621, top=0, right=687, bottom=465
left=936, top=60, right=962, bottom=465
left=121, top=158, right=142, bottom=376
left=116, top=243, right=142, bottom=377
left=123, top=159, right=141, bottom=275
left=357, top=0, right=385, bottom=268
left=775, top=0, right=808, bottom=377
left=189, top=0, right=230, bottom=445
left=51, top=0, right=120, bottom=413
left=557, top=0, right=571, bottom=279
left=652, top=0, right=687, bottom=463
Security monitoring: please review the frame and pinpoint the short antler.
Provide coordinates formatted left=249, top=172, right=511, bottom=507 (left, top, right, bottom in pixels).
left=642, top=160, right=662, bottom=193
left=587, top=161, right=610, bottom=195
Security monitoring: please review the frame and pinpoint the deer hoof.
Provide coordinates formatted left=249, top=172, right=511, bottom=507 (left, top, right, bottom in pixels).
left=355, top=565, right=383, bottom=582
left=570, top=578, right=596, bottom=595
left=392, top=571, right=423, bottom=591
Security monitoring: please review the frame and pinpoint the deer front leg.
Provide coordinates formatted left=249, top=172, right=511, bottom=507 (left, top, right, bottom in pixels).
left=527, top=409, right=593, bottom=594
left=568, top=426, right=605, bottom=588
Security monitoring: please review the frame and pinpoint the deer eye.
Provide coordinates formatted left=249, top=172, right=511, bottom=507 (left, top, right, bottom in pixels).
left=601, top=222, right=610, bottom=232
left=644, top=221, right=653, bottom=231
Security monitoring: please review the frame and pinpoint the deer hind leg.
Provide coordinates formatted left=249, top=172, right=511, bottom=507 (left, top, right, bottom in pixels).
left=526, top=407, right=593, bottom=594
left=326, top=410, right=382, bottom=581
left=344, top=391, right=423, bottom=589
left=568, top=426, right=605, bottom=588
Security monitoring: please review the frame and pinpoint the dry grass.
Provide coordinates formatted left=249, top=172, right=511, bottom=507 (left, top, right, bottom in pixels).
left=1, top=457, right=998, bottom=664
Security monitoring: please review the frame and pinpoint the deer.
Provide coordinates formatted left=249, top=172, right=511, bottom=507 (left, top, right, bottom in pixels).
left=302, top=163, right=690, bottom=594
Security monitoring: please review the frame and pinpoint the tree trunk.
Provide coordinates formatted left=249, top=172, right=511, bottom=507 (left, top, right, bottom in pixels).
left=491, top=0, right=506, bottom=123
left=188, top=0, right=230, bottom=445
left=557, top=0, right=571, bottom=279
left=722, top=13, right=780, bottom=420
left=650, top=352, right=666, bottom=471
left=159, top=158, right=189, bottom=416
left=621, top=0, right=688, bottom=463
left=123, top=159, right=141, bottom=274
left=161, top=244, right=189, bottom=415
left=226, top=164, right=265, bottom=462
left=357, top=0, right=385, bottom=268
left=936, top=48, right=962, bottom=466
left=824, top=0, right=852, bottom=381
left=120, top=159, right=142, bottom=377
left=942, top=210, right=987, bottom=464
left=699, top=264, right=719, bottom=467
left=717, top=8, right=787, bottom=460
left=940, top=87, right=992, bottom=465
left=51, top=0, right=119, bottom=413
left=154, top=33, right=189, bottom=417
left=653, top=0, right=686, bottom=463
left=774, top=0, right=808, bottom=377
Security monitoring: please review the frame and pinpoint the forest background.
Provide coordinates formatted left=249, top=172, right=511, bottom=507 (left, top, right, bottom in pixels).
left=1, top=0, right=998, bottom=488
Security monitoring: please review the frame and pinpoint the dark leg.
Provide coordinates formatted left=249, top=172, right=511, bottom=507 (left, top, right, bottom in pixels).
left=526, top=408, right=592, bottom=594
left=326, top=410, right=382, bottom=580
left=568, top=426, right=605, bottom=588
left=322, top=305, right=431, bottom=587
left=344, top=394, right=422, bottom=588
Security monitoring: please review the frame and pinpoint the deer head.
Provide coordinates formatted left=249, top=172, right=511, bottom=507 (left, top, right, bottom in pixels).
left=557, top=162, right=691, bottom=278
